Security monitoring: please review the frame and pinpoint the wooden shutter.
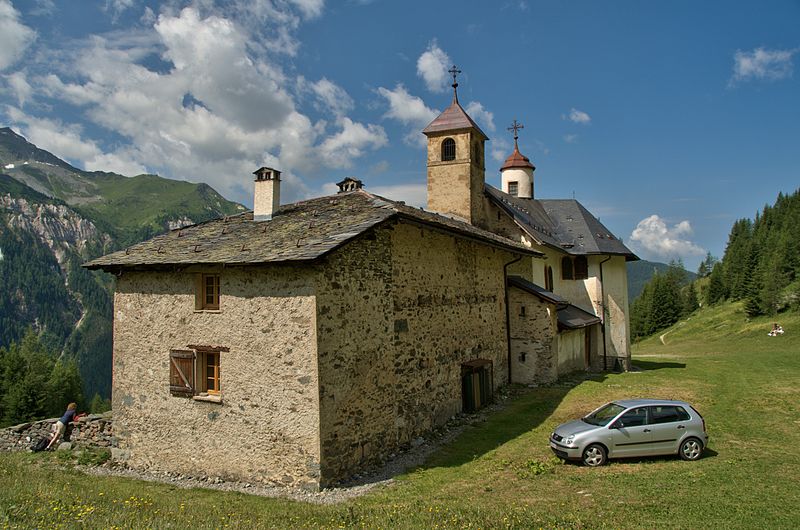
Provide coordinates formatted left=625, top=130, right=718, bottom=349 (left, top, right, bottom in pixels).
left=561, top=256, right=574, bottom=280
left=169, top=349, right=195, bottom=396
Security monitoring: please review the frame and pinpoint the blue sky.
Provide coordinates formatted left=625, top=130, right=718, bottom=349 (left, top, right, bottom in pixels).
left=1, top=0, right=798, bottom=269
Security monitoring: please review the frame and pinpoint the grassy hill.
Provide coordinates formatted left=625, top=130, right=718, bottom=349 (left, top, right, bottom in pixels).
left=2, top=302, right=798, bottom=528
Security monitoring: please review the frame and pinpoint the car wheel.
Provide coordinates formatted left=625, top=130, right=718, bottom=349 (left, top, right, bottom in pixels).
left=582, top=444, right=607, bottom=467
left=679, top=437, right=703, bottom=461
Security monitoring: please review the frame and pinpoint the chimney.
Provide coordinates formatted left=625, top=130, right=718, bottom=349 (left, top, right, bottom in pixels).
left=336, top=177, right=363, bottom=193
left=253, top=167, right=281, bottom=221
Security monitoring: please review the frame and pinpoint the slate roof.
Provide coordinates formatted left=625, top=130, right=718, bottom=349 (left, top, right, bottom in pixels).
left=84, top=189, right=541, bottom=271
left=507, top=276, right=567, bottom=307
left=422, top=97, right=488, bottom=140
left=485, top=185, right=637, bottom=260
left=557, top=304, right=601, bottom=330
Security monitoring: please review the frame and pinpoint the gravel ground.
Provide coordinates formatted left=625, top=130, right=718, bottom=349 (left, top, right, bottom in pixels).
left=81, top=389, right=521, bottom=505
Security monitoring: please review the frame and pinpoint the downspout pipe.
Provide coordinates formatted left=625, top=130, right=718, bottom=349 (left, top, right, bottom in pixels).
left=504, top=254, right=523, bottom=385
left=598, top=255, right=612, bottom=371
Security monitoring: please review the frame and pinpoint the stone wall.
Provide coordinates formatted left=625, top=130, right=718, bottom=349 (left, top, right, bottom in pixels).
left=0, top=413, right=114, bottom=452
left=112, top=266, right=321, bottom=488
left=426, top=131, right=486, bottom=226
left=315, top=220, right=515, bottom=484
left=507, top=287, right=557, bottom=385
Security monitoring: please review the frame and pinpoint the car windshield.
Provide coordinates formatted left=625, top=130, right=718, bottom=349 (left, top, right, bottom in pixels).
left=582, top=403, right=626, bottom=426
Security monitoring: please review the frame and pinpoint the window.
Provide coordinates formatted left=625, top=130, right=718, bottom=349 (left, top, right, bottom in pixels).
left=650, top=406, right=690, bottom=424
left=574, top=256, right=588, bottom=280
left=441, top=138, right=456, bottom=161
left=203, top=351, right=221, bottom=394
left=544, top=265, right=554, bottom=291
left=508, top=181, right=519, bottom=197
left=616, top=407, right=648, bottom=428
left=169, top=346, right=226, bottom=399
left=561, top=257, right=573, bottom=280
left=519, top=305, right=526, bottom=317
left=196, top=273, right=220, bottom=310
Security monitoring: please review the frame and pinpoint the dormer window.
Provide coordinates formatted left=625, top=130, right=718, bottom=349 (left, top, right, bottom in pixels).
left=508, top=181, right=519, bottom=197
left=441, top=138, right=456, bottom=161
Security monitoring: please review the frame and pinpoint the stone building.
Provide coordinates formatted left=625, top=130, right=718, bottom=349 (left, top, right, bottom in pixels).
left=86, top=73, right=635, bottom=488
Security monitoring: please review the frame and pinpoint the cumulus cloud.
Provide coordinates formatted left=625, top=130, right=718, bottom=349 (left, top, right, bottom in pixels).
left=0, top=0, right=36, bottom=72
left=5, top=71, right=32, bottom=107
left=464, top=101, right=495, bottom=132
left=731, top=47, right=797, bottom=84
left=565, top=107, right=591, bottom=124
left=416, top=40, right=451, bottom=92
left=377, top=84, right=438, bottom=147
left=5, top=6, right=385, bottom=204
left=103, top=0, right=136, bottom=23
left=370, top=183, right=427, bottom=207
left=5, top=107, right=148, bottom=175
left=629, top=215, right=705, bottom=259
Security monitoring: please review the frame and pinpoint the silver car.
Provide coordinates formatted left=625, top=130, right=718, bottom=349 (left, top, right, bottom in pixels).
left=550, top=399, right=709, bottom=466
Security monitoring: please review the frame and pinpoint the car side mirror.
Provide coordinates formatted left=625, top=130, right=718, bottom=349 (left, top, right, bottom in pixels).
left=610, top=421, right=622, bottom=429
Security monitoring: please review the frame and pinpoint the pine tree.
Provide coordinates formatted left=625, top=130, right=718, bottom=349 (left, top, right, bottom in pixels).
left=706, top=262, right=727, bottom=305
left=683, top=282, right=699, bottom=315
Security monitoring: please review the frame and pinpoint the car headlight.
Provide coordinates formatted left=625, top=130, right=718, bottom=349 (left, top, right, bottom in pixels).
left=565, top=436, right=575, bottom=445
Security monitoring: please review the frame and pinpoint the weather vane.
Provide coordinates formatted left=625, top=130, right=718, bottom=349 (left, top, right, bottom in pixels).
left=507, top=119, right=524, bottom=148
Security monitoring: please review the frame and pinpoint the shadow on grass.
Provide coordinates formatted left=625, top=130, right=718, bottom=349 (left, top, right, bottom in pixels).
left=419, top=373, right=609, bottom=470
left=633, top=360, right=686, bottom=371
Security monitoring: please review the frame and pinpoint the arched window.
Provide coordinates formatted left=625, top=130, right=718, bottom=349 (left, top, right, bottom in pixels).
left=545, top=265, right=554, bottom=291
left=441, top=138, right=456, bottom=161
left=561, top=256, right=573, bottom=280
left=574, top=256, right=588, bottom=280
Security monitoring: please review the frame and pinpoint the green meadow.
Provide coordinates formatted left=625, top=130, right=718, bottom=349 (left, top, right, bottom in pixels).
left=2, top=301, right=798, bottom=529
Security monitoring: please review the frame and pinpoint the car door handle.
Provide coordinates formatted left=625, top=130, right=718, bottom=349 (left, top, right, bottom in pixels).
left=677, top=425, right=686, bottom=429
left=643, top=429, right=651, bottom=433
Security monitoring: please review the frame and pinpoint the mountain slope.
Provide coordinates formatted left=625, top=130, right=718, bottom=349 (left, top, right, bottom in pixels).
left=627, top=259, right=697, bottom=303
left=0, top=128, right=246, bottom=399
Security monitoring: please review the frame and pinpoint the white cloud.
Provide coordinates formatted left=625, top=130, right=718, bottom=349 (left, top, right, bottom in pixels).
left=370, top=183, right=427, bottom=207
left=0, top=0, right=36, bottom=72
left=731, top=47, right=797, bottom=84
left=416, top=40, right=451, bottom=93
left=464, top=101, right=495, bottom=132
left=302, top=76, right=353, bottom=117
left=103, top=0, right=136, bottom=23
left=566, top=108, right=591, bottom=124
left=5, top=106, right=148, bottom=176
left=629, top=214, right=705, bottom=259
left=369, top=160, right=389, bottom=175
left=5, top=71, right=32, bottom=107
left=287, top=0, right=324, bottom=19
left=6, top=7, right=384, bottom=204
left=563, top=133, right=578, bottom=143
left=318, top=117, right=387, bottom=168
left=490, top=137, right=511, bottom=163
left=377, top=84, right=439, bottom=147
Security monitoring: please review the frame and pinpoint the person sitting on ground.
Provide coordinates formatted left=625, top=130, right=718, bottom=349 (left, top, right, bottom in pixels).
left=46, top=402, right=80, bottom=450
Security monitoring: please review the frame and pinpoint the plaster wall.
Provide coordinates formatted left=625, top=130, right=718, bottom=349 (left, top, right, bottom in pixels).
left=112, top=267, right=320, bottom=488
left=557, top=329, right=586, bottom=373
left=501, top=167, right=533, bottom=199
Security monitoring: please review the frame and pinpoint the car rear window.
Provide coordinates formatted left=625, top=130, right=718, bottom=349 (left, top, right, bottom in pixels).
left=650, top=406, right=690, bottom=424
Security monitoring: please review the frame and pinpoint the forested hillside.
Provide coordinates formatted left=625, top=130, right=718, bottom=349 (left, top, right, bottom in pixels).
left=0, top=128, right=245, bottom=404
left=631, top=189, right=800, bottom=340
left=627, top=259, right=696, bottom=303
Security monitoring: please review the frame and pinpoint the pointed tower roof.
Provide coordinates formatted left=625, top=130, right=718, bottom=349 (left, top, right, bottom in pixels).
left=501, top=119, right=535, bottom=170
left=422, top=65, right=488, bottom=140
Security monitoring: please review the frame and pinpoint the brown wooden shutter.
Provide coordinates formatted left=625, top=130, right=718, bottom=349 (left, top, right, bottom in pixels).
left=561, top=256, right=574, bottom=280
left=169, top=349, right=195, bottom=396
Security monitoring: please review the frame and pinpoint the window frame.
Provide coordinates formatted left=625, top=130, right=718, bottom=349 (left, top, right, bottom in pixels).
left=441, top=138, right=456, bottom=161
left=196, top=273, right=220, bottom=311
left=508, top=181, right=519, bottom=197
left=202, top=350, right=221, bottom=395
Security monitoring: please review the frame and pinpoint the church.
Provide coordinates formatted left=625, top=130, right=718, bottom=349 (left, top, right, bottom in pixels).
left=86, top=69, right=636, bottom=489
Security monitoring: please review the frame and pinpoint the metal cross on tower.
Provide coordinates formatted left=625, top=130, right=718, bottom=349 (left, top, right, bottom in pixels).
left=448, top=64, right=462, bottom=101
left=507, top=119, right=524, bottom=148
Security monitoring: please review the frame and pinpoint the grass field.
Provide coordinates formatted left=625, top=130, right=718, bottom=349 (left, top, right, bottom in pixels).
left=1, top=302, right=799, bottom=529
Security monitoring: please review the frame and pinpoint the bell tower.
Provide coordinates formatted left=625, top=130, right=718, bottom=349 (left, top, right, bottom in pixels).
left=422, top=65, right=488, bottom=226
